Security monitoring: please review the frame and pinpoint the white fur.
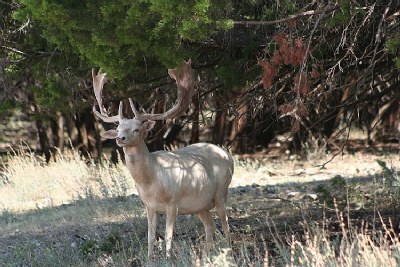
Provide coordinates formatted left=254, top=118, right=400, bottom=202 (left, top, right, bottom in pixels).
left=103, top=118, right=233, bottom=258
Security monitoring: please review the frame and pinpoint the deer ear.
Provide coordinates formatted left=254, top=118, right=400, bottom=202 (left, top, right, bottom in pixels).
left=101, top=129, right=118, bottom=139
left=141, top=120, right=156, bottom=132
left=168, top=68, right=177, bottom=80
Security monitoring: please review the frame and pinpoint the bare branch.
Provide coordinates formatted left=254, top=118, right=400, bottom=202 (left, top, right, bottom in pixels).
left=12, top=15, right=31, bottom=34
left=233, top=5, right=339, bottom=26
left=1, top=46, right=27, bottom=56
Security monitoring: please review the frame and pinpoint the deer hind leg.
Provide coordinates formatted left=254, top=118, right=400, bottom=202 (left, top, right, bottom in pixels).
left=165, top=204, right=178, bottom=258
left=214, top=197, right=231, bottom=246
left=197, top=210, right=216, bottom=252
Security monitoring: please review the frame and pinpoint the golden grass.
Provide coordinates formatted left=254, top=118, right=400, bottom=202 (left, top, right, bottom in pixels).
left=0, top=147, right=134, bottom=211
left=285, top=215, right=400, bottom=267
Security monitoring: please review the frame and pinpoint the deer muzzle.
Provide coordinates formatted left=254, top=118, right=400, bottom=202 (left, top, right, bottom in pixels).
left=116, top=136, right=126, bottom=145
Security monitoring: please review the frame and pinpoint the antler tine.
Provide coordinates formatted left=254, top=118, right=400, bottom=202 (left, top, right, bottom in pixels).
left=92, top=106, right=120, bottom=123
left=128, top=98, right=152, bottom=121
left=128, top=98, right=140, bottom=118
left=138, top=60, right=196, bottom=122
left=92, top=68, right=108, bottom=115
left=92, top=68, right=120, bottom=123
left=118, top=100, right=125, bottom=120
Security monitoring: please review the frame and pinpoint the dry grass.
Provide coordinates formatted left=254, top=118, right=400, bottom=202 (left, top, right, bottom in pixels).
left=279, top=197, right=400, bottom=267
left=0, top=147, right=134, bottom=211
left=1, top=146, right=400, bottom=266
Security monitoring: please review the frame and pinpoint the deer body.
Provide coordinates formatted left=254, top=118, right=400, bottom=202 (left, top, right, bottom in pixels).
left=92, top=61, right=233, bottom=258
left=129, top=143, right=233, bottom=215
left=117, top=125, right=233, bottom=257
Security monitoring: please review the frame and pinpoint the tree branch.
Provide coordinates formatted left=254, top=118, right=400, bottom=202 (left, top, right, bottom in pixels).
left=233, top=5, right=339, bottom=26
left=1, top=46, right=27, bottom=56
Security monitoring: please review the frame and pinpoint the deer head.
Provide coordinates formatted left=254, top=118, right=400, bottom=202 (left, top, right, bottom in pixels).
left=92, top=60, right=195, bottom=147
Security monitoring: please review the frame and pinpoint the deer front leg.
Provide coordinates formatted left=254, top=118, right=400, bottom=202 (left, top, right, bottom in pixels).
left=146, top=206, right=158, bottom=259
left=165, top=204, right=178, bottom=258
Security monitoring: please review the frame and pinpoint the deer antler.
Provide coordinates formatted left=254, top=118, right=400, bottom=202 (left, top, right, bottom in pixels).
left=92, top=68, right=120, bottom=123
left=130, top=60, right=196, bottom=121
left=92, top=60, right=195, bottom=123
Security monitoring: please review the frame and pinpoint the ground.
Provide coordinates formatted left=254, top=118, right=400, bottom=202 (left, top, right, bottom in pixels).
left=0, top=142, right=399, bottom=266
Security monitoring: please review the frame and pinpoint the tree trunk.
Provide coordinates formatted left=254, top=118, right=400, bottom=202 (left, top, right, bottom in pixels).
left=56, top=112, right=65, bottom=152
left=36, top=120, right=51, bottom=161
left=75, top=110, right=97, bottom=156
left=371, top=97, right=400, bottom=142
left=213, top=90, right=227, bottom=145
left=229, top=90, right=248, bottom=153
left=190, top=94, right=200, bottom=144
left=30, top=102, right=51, bottom=162
left=94, top=118, right=103, bottom=160
left=289, top=130, right=303, bottom=155
left=0, top=59, right=6, bottom=102
left=147, top=91, right=165, bottom=151
left=213, top=108, right=226, bottom=145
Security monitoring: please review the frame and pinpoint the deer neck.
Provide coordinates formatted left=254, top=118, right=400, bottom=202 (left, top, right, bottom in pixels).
left=123, top=141, right=155, bottom=187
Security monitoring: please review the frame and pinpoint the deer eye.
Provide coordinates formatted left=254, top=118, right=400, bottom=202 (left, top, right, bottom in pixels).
left=133, top=129, right=139, bottom=133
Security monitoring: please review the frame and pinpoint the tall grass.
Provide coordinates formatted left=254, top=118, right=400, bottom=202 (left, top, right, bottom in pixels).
left=278, top=210, right=400, bottom=267
left=0, top=147, right=134, bottom=211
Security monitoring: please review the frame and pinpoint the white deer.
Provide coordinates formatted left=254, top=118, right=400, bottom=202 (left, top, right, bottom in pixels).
left=91, top=60, right=234, bottom=258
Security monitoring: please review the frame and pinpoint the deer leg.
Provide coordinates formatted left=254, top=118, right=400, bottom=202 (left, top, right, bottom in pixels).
left=165, top=204, right=178, bottom=258
left=214, top=198, right=231, bottom=246
left=197, top=210, right=216, bottom=252
left=146, top=207, right=158, bottom=259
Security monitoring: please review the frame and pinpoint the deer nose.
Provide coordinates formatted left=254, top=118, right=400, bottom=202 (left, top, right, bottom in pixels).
left=117, top=136, right=126, bottom=141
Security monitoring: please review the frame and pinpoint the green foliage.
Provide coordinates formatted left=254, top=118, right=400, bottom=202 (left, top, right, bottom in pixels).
left=216, top=19, right=234, bottom=31
left=0, top=209, right=17, bottom=224
left=79, top=239, right=100, bottom=258
left=315, top=184, right=333, bottom=205
left=394, top=58, right=400, bottom=69
left=30, top=78, right=71, bottom=112
left=150, top=0, right=213, bottom=41
left=314, top=174, right=369, bottom=209
left=1, top=2, right=86, bottom=115
left=216, top=64, right=240, bottom=89
left=0, top=100, right=16, bottom=115
left=377, top=160, right=400, bottom=187
left=331, top=174, right=346, bottom=188
left=282, top=1, right=297, bottom=13
left=79, top=231, right=121, bottom=260
left=17, top=0, right=233, bottom=78
left=326, top=0, right=353, bottom=26
left=244, top=224, right=253, bottom=234
left=386, top=34, right=400, bottom=69
left=100, top=231, right=121, bottom=253
left=216, top=56, right=260, bottom=90
left=315, top=175, right=347, bottom=205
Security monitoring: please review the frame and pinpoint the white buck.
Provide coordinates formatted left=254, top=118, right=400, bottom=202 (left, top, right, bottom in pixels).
left=91, top=60, right=234, bottom=258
